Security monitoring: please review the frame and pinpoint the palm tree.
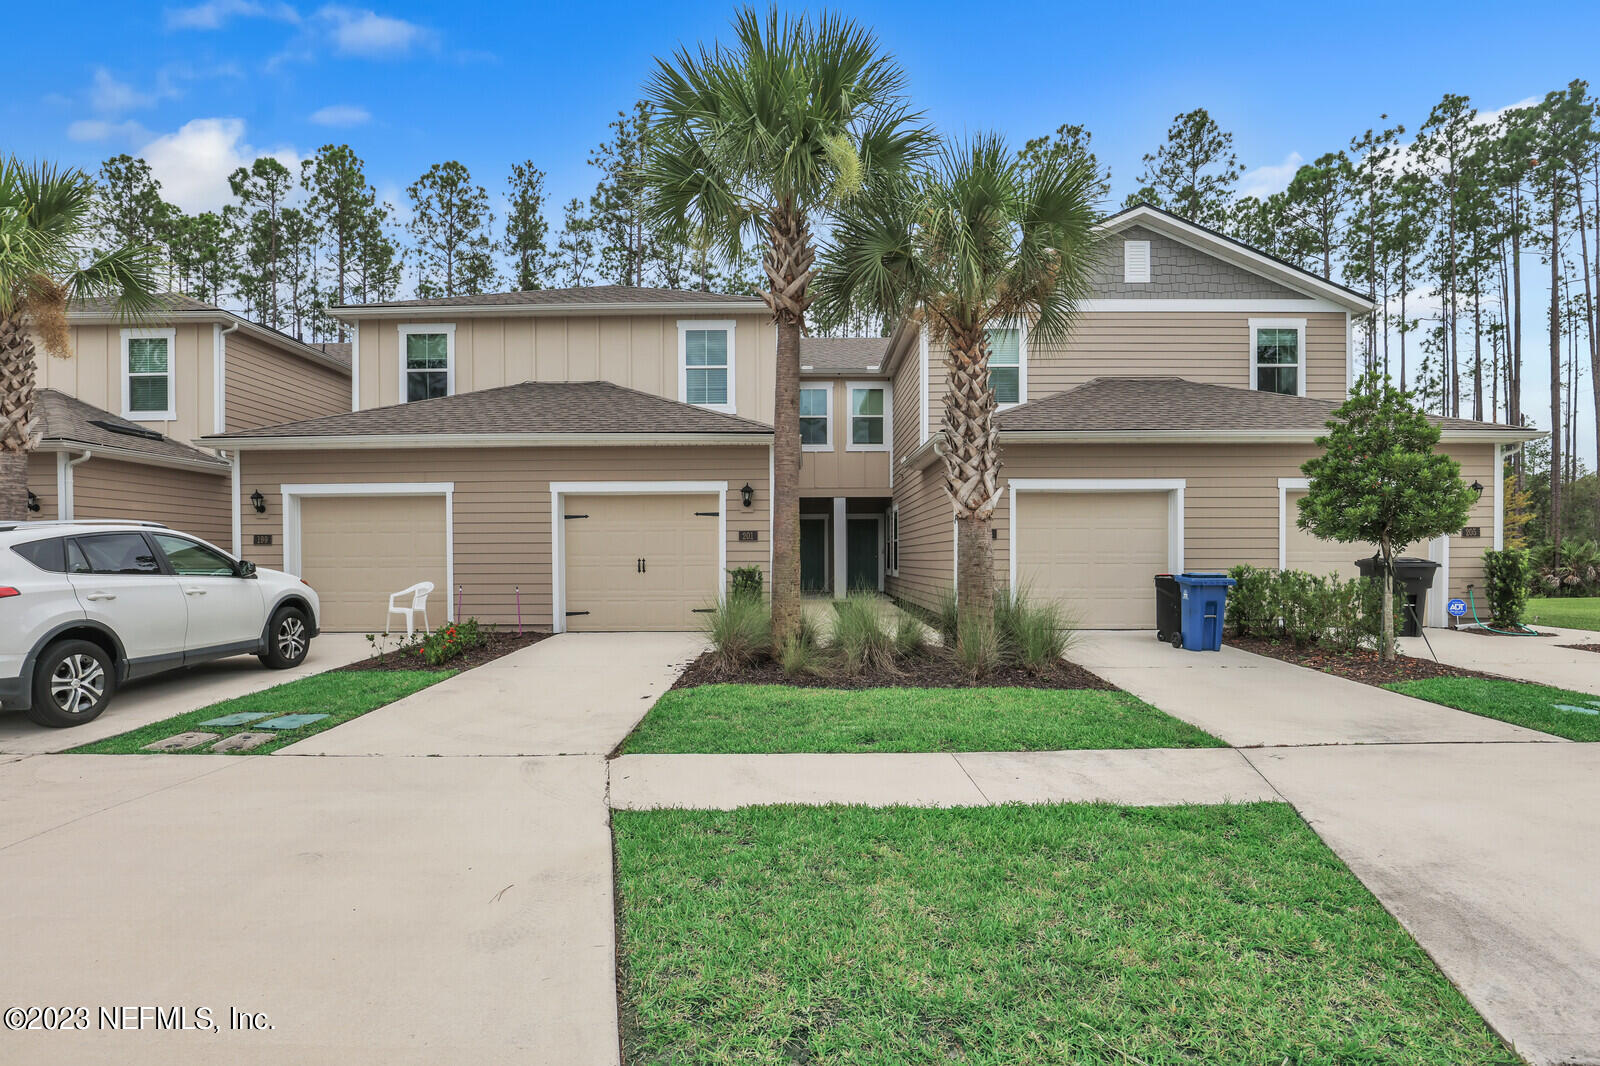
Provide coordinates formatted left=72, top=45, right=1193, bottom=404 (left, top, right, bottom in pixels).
left=640, top=6, right=930, bottom=642
left=815, top=134, right=1104, bottom=621
left=1, top=157, right=163, bottom=520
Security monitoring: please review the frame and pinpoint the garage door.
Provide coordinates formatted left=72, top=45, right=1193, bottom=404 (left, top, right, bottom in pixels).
left=1284, top=490, right=1411, bottom=579
left=563, top=493, right=719, bottom=631
left=1015, top=491, right=1169, bottom=629
left=299, top=495, right=448, bottom=631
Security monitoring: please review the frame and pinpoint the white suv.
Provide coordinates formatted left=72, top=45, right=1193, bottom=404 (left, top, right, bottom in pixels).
left=0, top=521, right=321, bottom=728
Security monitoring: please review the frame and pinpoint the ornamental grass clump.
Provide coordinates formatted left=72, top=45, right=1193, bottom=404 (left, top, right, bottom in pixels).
left=953, top=614, right=1001, bottom=680
left=832, top=593, right=899, bottom=675
left=778, top=614, right=827, bottom=677
left=701, top=592, right=772, bottom=669
left=996, top=588, right=1075, bottom=674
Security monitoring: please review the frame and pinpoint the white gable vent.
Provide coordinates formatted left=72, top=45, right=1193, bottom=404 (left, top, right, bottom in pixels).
left=1123, top=240, right=1151, bottom=283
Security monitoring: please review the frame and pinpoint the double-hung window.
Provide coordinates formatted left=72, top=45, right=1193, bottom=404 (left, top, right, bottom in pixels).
left=987, top=326, right=1025, bottom=406
left=121, top=328, right=176, bottom=421
left=846, top=382, right=889, bottom=451
left=679, top=320, right=735, bottom=412
left=799, top=385, right=831, bottom=450
left=1249, top=318, right=1306, bottom=397
left=400, top=325, right=454, bottom=403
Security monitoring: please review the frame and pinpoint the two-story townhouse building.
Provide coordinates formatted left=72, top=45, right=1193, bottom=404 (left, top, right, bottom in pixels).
left=25, top=294, right=351, bottom=546
left=205, top=207, right=1537, bottom=635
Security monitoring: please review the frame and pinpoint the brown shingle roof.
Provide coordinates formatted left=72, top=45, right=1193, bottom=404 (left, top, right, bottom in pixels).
left=37, top=390, right=228, bottom=469
left=69, top=293, right=214, bottom=314
left=205, top=380, right=774, bottom=441
left=997, top=376, right=1536, bottom=437
left=800, top=336, right=889, bottom=374
left=314, top=342, right=352, bottom=367
left=334, top=285, right=764, bottom=312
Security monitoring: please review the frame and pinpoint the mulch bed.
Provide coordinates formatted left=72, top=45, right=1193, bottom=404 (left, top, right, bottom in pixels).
left=670, top=650, right=1116, bottom=691
left=336, top=629, right=551, bottom=673
left=1227, top=635, right=1505, bottom=686
left=1562, top=644, right=1600, bottom=655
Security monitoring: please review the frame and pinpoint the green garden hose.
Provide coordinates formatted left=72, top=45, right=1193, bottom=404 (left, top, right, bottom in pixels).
left=1463, top=587, right=1539, bottom=636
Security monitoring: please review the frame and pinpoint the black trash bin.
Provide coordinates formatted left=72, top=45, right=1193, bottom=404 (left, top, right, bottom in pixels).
left=1355, top=555, right=1441, bottom=637
left=1153, top=574, right=1182, bottom=647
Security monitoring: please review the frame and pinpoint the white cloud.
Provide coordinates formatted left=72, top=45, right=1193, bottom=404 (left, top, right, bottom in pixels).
left=138, top=118, right=301, bottom=213
left=89, top=68, right=160, bottom=114
left=309, top=103, right=371, bottom=126
left=1238, top=151, right=1304, bottom=200
left=164, top=0, right=300, bottom=30
left=67, top=118, right=151, bottom=143
left=316, top=6, right=428, bottom=56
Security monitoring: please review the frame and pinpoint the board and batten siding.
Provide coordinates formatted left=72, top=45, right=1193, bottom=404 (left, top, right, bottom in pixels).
left=235, top=444, right=771, bottom=629
left=885, top=346, right=954, bottom=611
left=69, top=457, right=231, bottom=547
left=38, top=323, right=216, bottom=446
left=224, top=329, right=350, bottom=431
left=353, top=314, right=779, bottom=425
left=797, top=376, right=891, bottom=495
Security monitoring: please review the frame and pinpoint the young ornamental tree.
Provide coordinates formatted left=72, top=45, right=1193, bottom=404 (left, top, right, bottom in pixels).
left=1298, top=370, right=1476, bottom=659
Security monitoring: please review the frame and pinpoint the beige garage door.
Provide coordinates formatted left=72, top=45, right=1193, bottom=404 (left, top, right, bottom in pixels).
left=563, top=493, right=719, bottom=631
left=1283, top=490, right=1411, bottom=580
left=299, top=495, right=448, bottom=632
left=1016, top=491, right=1169, bottom=629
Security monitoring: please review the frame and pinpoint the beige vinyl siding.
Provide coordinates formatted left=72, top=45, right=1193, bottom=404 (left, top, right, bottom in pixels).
left=69, top=457, right=231, bottom=547
left=224, top=329, right=350, bottom=431
left=798, top=377, right=891, bottom=495
left=886, top=341, right=953, bottom=611
left=26, top=452, right=59, bottom=519
left=354, top=314, right=779, bottom=423
left=236, top=444, right=770, bottom=628
left=37, top=323, right=216, bottom=445
left=1445, top=444, right=1497, bottom=605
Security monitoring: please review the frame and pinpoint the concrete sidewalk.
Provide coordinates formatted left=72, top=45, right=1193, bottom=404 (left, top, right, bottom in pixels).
left=1401, top=625, right=1600, bottom=697
left=1071, top=630, right=1557, bottom=747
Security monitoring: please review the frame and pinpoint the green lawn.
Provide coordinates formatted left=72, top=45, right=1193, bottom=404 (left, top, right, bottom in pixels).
left=614, top=803, right=1516, bottom=1065
left=69, top=670, right=453, bottom=755
left=1388, top=676, right=1600, bottom=741
left=618, top=683, right=1223, bottom=754
left=1526, top=596, right=1600, bottom=632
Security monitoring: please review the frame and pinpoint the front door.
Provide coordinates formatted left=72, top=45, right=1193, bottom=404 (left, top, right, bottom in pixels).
left=845, top=517, right=880, bottom=592
left=800, top=520, right=828, bottom=593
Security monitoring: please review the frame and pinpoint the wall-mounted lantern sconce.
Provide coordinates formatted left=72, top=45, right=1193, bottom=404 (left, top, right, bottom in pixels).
left=250, top=490, right=267, bottom=514
left=1469, top=480, right=1484, bottom=499
left=26, top=491, right=40, bottom=513
left=740, top=483, right=755, bottom=508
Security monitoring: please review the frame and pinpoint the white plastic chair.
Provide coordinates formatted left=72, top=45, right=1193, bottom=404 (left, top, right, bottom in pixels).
left=385, top=581, right=435, bottom=638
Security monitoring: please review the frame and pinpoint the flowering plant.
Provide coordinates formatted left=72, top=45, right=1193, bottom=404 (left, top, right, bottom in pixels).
left=417, top=617, right=486, bottom=666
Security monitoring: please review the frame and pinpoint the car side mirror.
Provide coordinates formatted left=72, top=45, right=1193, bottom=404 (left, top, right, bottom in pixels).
left=237, top=560, right=258, bottom=579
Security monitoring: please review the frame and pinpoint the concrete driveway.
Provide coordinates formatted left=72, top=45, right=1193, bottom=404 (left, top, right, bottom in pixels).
left=0, top=633, right=373, bottom=755
left=1401, top=625, right=1600, bottom=697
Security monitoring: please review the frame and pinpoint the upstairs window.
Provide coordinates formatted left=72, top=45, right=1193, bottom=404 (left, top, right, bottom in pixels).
left=679, top=320, right=735, bottom=412
left=399, top=325, right=454, bottom=403
left=1250, top=319, right=1306, bottom=396
left=122, top=328, right=176, bottom=421
left=799, top=385, right=831, bottom=450
left=986, top=326, right=1024, bottom=406
left=847, top=382, right=888, bottom=451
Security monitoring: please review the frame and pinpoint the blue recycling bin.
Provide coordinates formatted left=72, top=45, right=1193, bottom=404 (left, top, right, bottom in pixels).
left=1174, top=572, right=1236, bottom=652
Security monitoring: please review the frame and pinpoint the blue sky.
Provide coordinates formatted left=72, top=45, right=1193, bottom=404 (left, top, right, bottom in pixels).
left=6, top=1, right=1599, bottom=450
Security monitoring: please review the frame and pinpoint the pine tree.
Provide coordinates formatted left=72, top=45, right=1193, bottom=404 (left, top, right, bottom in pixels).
left=1124, top=108, right=1242, bottom=227
left=552, top=197, right=597, bottom=287
left=94, top=154, right=173, bottom=257
left=406, top=161, right=497, bottom=299
left=301, top=145, right=382, bottom=336
left=228, top=157, right=294, bottom=328
left=1282, top=151, right=1355, bottom=280
left=589, top=102, right=654, bottom=286
left=504, top=161, right=552, bottom=291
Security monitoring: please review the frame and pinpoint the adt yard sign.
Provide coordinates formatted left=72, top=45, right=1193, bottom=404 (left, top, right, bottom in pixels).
left=1447, top=598, right=1468, bottom=618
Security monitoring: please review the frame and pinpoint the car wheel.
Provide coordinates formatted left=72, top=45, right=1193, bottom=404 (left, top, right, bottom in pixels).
left=260, top=606, right=311, bottom=669
left=27, top=639, right=116, bottom=727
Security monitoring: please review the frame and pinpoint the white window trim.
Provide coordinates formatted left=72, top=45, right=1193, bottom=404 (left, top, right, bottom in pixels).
left=397, top=323, right=456, bottom=404
left=120, top=327, right=177, bottom=422
left=885, top=503, right=899, bottom=578
left=918, top=323, right=930, bottom=445
left=677, top=319, right=736, bottom=414
left=1006, top=478, right=1186, bottom=595
left=1276, top=476, right=1311, bottom=570
left=844, top=380, right=891, bottom=453
left=1123, top=239, right=1151, bottom=283
left=987, top=320, right=1028, bottom=410
left=548, top=480, right=729, bottom=634
left=1249, top=317, right=1307, bottom=398
left=799, top=382, right=832, bottom=452
left=279, top=482, right=456, bottom=623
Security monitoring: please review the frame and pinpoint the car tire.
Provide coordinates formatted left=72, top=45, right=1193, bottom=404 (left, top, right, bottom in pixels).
left=259, top=606, right=311, bottom=669
left=27, top=639, right=117, bottom=728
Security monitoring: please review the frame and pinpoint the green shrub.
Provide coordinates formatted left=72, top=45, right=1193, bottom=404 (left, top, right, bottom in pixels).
left=996, top=587, right=1074, bottom=674
left=417, top=617, right=487, bottom=666
left=953, top=614, right=1000, bottom=679
left=1225, top=565, right=1398, bottom=653
left=1226, top=565, right=1276, bottom=636
left=832, top=593, right=898, bottom=675
left=701, top=594, right=771, bottom=668
left=1482, top=547, right=1531, bottom=625
left=727, top=565, right=764, bottom=599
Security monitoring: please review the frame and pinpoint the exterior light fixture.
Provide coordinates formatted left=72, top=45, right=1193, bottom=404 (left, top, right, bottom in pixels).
left=251, top=490, right=267, bottom=514
left=1469, top=480, right=1484, bottom=498
left=740, top=483, right=754, bottom=508
left=26, top=490, right=40, bottom=513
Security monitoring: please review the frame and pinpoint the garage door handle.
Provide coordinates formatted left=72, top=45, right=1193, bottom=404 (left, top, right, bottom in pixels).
left=85, top=592, right=117, bottom=601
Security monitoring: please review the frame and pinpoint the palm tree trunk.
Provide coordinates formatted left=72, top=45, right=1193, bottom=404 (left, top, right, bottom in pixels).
left=760, top=202, right=816, bottom=644
left=942, top=327, right=1000, bottom=622
left=0, top=312, right=42, bottom=522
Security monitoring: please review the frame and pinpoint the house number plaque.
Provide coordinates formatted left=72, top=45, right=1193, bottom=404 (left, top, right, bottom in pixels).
left=253, top=534, right=274, bottom=546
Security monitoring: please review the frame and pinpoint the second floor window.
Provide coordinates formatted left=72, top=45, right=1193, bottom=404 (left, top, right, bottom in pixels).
left=800, top=386, right=831, bottom=449
left=122, top=329, right=175, bottom=420
left=402, top=326, right=453, bottom=402
left=1251, top=319, right=1305, bottom=397
left=681, top=325, right=732, bottom=410
left=848, top=383, right=888, bottom=450
left=987, top=327, right=1023, bottom=405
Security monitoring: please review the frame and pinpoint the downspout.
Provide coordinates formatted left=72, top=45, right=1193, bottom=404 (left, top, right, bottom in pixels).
left=61, top=450, right=92, bottom=520
left=225, top=449, right=241, bottom=558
